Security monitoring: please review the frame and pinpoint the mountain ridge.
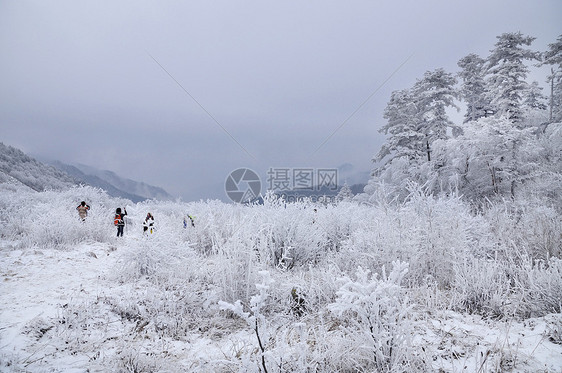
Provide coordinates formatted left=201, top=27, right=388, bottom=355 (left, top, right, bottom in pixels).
left=0, top=142, right=173, bottom=202
left=0, top=142, right=77, bottom=191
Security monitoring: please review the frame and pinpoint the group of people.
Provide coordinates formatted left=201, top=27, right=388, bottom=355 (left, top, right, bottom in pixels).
left=76, top=201, right=193, bottom=237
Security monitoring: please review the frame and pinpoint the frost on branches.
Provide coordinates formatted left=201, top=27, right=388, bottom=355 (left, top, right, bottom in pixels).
left=365, top=32, right=562, bottom=207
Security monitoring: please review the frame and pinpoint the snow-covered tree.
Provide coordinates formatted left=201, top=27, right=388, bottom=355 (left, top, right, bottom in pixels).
left=376, top=69, right=457, bottom=166
left=368, top=69, right=458, bottom=200
left=336, top=182, right=354, bottom=202
left=522, top=80, right=549, bottom=125
left=458, top=54, right=490, bottom=123
left=486, top=32, right=541, bottom=124
left=523, top=81, right=548, bottom=111
left=412, top=68, right=459, bottom=150
left=376, top=89, right=424, bottom=164
left=542, top=34, right=562, bottom=122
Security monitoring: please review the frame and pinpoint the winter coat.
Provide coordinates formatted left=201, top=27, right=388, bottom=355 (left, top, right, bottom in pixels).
left=143, top=215, right=154, bottom=228
left=114, top=211, right=127, bottom=226
left=76, top=204, right=90, bottom=219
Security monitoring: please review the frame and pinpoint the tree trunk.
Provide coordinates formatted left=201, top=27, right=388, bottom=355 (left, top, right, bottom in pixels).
left=550, top=68, right=554, bottom=123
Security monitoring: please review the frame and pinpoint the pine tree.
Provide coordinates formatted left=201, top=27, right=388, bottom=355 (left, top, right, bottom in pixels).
left=412, top=68, right=459, bottom=160
left=523, top=81, right=548, bottom=111
left=377, top=69, right=458, bottom=166
left=486, top=32, right=541, bottom=125
left=542, top=34, right=562, bottom=122
left=376, top=89, right=425, bottom=164
left=336, top=182, right=354, bottom=202
left=458, top=54, right=490, bottom=123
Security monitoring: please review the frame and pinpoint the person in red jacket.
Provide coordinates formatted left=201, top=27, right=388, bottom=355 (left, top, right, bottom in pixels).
left=114, top=207, right=127, bottom=237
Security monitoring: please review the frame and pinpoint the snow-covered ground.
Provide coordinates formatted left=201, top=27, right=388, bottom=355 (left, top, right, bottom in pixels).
left=1, top=239, right=561, bottom=372
left=1, top=186, right=561, bottom=372
left=0, top=236, right=253, bottom=372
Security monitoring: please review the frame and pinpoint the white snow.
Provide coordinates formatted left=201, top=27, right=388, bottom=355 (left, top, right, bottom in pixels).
left=1, top=186, right=561, bottom=372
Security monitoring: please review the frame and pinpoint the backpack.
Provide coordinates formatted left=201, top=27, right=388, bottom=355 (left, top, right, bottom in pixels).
left=114, top=214, right=121, bottom=226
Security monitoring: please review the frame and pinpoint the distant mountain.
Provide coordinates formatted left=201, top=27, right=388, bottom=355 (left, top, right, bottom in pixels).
left=337, top=163, right=371, bottom=186
left=73, top=163, right=173, bottom=201
left=0, top=142, right=174, bottom=202
left=49, top=161, right=148, bottom=203
left=0, top=142, right=77, bottom=191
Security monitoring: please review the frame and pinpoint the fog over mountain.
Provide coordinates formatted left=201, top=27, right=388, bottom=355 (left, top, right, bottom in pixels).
left=1, top=142, right=172, bottom=202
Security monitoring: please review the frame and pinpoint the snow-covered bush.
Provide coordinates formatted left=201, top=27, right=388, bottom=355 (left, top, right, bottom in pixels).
left=452, top=258, right=511, bottom=318
left=514, top=257, right=562, bottom=317
left=328, top=261, right=426, bottom=371
left=343, top=187, right=492, bottom=290
left=483, top=200, right=562, bottom=261
left=220, top=271, right=276, bottom=373
left=0, top=185, right=118, bottom=249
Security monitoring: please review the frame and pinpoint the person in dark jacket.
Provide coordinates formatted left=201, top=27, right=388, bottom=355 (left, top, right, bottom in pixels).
left=114, top=207, right=127, bottom=237
left=76, top=201, right=90, bottom=221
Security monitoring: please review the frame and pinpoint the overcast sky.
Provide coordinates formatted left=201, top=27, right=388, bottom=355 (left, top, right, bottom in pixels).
left=1, top=1, right=560, bottom=201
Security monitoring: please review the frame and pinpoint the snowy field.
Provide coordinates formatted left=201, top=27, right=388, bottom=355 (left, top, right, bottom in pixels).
left=1, top=185, right=561, bottom=372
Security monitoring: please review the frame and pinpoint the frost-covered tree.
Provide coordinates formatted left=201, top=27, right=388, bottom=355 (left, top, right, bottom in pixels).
left=336, top=182, right=354, bottom=202
left=458, top=54, right=490, bottom=123
left=523, top=81, right=548, bottom=111
left=486, top=32, right=541, bottom=124
left=412, top=68, right=459, bottom=151
left=377, top=69, right=458, bottom=166
left=376, top=89, right=424, bottom=164
left=542, top=34, right=562, bottom=122
left=369, top=69, right=457, bottom=200
left=440, top=117, right=537, bottom=198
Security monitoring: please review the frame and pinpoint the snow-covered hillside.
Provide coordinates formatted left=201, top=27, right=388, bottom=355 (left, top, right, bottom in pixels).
left=0, top=184, right=561, bottom=372
left=0, top=142, right=173, bottom=202
left=0, top=143, right=76, bottom=192
left=48, top=161, right=153, bottom=203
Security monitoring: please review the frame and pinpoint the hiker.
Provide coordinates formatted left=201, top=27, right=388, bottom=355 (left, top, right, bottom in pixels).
left=114, top=207, right=127, bottom=237
left=76, top=201, right=90, bottom=221
left=183, top=214, right=195, bottom=228
left=312, top=208, right=317, bottom=224
left=143, top=213, right=155, bottom=234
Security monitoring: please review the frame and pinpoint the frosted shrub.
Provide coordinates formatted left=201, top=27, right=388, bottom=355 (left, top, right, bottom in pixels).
left=452, top=258, right=511, bottom=318
left=220, top=271, right=276, bottom=373
left=513, top=257, right=562, bottom=317
left=328, top=261, right=425, bottom=371
left=452, top=253, right=562, bottom=319
left=117, top=239, right=196, bottom=283
left=210, top=236, right=261, bottom=304
left=342, top=189, right=490, bottom=289
left=402, top=189, right=493, bottom=287
left=0, top=185, right=117, bottom=249
left=252, top=203, right=328, bottom=268
left=483, top=200, right=562, bottom=261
